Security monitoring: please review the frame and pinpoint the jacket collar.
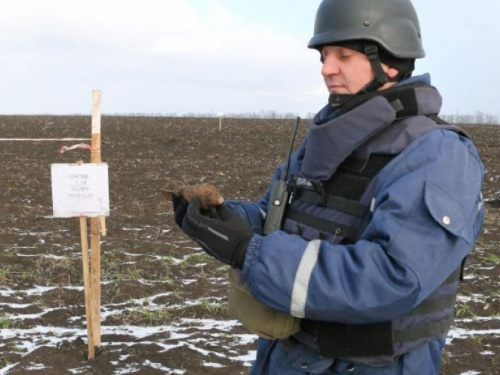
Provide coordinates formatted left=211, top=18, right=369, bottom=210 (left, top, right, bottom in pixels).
left=301, top=81, right=442, bottom=181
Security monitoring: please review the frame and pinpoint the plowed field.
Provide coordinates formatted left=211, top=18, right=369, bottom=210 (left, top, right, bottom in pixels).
left=0, top=116, right=499, bottom=374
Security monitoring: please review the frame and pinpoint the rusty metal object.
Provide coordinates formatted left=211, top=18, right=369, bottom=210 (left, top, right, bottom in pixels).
left=162, top=181, right=224, bottom=210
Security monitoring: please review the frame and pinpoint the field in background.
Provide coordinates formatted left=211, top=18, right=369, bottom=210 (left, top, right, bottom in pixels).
left=0, top=116, right=499, bottom=374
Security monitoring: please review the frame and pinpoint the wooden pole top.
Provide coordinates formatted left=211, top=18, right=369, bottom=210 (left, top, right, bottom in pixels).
left=91, top=90, right=102, bottom=135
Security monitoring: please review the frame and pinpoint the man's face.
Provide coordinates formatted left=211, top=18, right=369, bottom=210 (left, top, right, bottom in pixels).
left=320, top=45, right=375, bottom=95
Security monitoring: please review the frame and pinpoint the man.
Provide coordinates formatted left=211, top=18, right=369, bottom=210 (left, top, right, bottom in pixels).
left=173, top=0, right=485, bottom=373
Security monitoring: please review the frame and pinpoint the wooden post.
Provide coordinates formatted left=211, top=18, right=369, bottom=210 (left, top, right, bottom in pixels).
left=80, top=217, right=95, bottom=359
left=100, top=217, right=107, bottom=236
left=90, top=90, right=102, bottom=347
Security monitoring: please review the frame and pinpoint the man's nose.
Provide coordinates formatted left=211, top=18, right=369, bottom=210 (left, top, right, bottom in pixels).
left=321, top=56, right=340, bottom=76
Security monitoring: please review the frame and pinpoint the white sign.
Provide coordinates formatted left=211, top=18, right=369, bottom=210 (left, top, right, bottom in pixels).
left=51, top=163, right=110, bottom=217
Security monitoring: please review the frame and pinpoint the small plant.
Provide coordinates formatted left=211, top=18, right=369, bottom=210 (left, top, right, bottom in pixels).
left=170, top=288, right=185, bottom=300
left=126, top=266, right=144, bottom=281
left=123, top=241, right=136, bottom=250
left=455, top=304, right=476, bottom=319
left=125, top=347, right=141, bottom=357
left=131, top=306, right=171, bottom=325
left=58, top=256, right=76, bottom=272
left=473, top=335, right=485, bottom=344
left=463, top=266, right=477, bottom=278
left=109, top=288, right=122, bottom=303
left=199, top=298, right=227, bottom=315
left=0, top=267, right=8, bottom=283
left=0, top=316, right=15, bottom=329
left=184, top=252, right=210, bottom=266
left=161, top=274, right=174, bottom=285
left=35, top=298, right=46, bottom=308
left=481, top=253, right=500, bottom=265
left=440, top=352, right=450, bottom=365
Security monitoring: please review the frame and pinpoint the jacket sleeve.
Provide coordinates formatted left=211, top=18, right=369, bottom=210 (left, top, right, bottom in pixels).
left=240, top=130, right=484, bottom=325
left=223, top=175, right=274, bottom=235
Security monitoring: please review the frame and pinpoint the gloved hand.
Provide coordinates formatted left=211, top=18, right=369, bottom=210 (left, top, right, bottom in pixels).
left=172, top=192, right=189, bottom=227
left=182, top=198, right=253, bottom=268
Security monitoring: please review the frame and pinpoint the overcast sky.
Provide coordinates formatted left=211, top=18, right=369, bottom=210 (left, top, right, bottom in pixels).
left=1, top=0, right=498, bottom=118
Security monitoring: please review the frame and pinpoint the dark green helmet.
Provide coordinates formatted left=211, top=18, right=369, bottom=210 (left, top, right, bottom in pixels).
left=308, top=0, right=425, bottom=59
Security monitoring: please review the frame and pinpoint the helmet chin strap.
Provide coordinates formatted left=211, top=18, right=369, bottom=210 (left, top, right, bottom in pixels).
left=328, top=44, right=388, bottom=107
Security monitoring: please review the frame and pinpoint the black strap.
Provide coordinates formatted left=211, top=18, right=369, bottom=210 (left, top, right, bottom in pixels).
left=410, top=268, right=460, bottom=316
left=459, top=256, right=467, bottom=281
left=393, top=316, right=453, bottom=343
left=296, top=190, right=369, bottom=217
left=321, top=174, right=370, bottom=201
left=340, top=154, right=396, bottom=174
left=427, top=113, right=449, bottom=125
left=410, top=296, right=456, bottom=316
left=317, top=321, right=394, bottom=358
left=427, top=114, right=469, bottom=138
left=322, top=154, right=396, bottom=201
left=364, top=44, right=388, bottom=90
left=337, top=83, right=422, bottom=117
left=286, top=207, right=358, bottom=241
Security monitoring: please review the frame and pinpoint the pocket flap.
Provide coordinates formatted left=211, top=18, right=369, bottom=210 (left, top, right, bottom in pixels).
left=424, top=182, right=470, bottom=244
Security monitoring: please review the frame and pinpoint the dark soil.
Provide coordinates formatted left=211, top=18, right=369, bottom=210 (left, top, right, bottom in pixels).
left=0, top=116, right=499, bottom=374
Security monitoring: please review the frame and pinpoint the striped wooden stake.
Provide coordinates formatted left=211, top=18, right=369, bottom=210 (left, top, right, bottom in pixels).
left=80, top=217, right=95, bottom=359
left=79, top=89, right=104, bottom=359
left=90, top=90, right=102, bottom=348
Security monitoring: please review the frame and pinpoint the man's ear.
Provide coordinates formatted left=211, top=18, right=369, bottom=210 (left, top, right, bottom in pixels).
left=387, top=67, right=399, bottom=80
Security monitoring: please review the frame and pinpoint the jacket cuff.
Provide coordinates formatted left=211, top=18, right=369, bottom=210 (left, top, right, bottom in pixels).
left=240, top=234, right=263, bottom=284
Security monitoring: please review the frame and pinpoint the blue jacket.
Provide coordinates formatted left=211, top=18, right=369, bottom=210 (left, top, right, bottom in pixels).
left=226, top=75, right=484, bottom=373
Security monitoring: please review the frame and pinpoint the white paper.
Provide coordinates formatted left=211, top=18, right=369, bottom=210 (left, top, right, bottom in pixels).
left=51, top=163, right=109, bottom=217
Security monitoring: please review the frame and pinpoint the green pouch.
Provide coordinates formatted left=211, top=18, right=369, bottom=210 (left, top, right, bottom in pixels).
left=227, top=268, right=301, bottom=339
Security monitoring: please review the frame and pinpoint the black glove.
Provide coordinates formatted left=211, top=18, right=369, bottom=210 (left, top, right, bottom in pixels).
left=172, top=192, right=189, bottom=227
left=182, top=198, right=253, bottom=268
